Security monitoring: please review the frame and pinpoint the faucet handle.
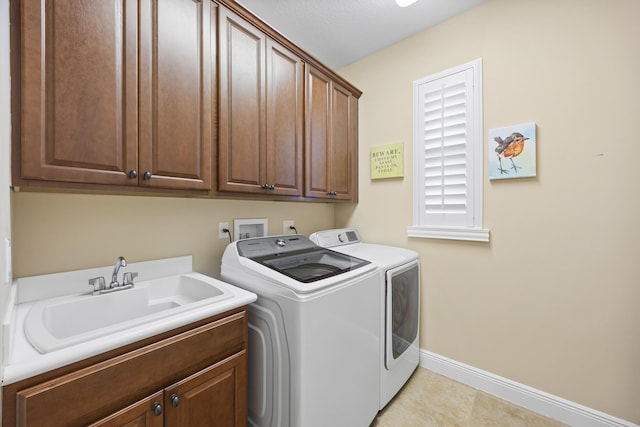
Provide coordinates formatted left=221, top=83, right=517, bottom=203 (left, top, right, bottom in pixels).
left=122, top=272, right=138, bottom=286
left=88, top=277, right=106, bottom=293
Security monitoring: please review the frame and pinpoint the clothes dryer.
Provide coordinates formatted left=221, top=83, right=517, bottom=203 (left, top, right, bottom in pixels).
left=310, top=229, right=420, bottom=409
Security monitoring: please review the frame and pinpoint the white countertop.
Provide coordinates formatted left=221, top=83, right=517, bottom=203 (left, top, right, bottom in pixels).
left=2, top=256, right=256, bottom=385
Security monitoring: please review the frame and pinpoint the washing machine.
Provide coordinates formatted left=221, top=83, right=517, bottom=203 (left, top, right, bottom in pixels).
left=310, top=229, right=420, bottom=409
left=221, top=234, right=380, bottom=427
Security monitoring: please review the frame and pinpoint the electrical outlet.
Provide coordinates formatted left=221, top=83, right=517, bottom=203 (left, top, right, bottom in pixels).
left=283, top=220, right=295, bottom=235
left=219, top=222, right=230, bottom=239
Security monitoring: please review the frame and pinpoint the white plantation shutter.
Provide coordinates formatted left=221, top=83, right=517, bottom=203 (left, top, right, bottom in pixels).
left=422, top=72, right=471, bottom=224
left=408, top=59, right=489, bottom=242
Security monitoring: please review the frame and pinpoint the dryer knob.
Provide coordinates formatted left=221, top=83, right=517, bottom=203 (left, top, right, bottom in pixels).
left=276, top=239, right=286, bottom=247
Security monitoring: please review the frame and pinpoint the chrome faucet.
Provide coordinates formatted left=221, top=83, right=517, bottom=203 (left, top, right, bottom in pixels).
left=111, top=256, right=127, bottom=287
left=88, top=256, right=137, bottom=295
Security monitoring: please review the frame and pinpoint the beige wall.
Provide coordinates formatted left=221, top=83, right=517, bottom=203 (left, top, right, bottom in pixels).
left=11, top=193, right=334, bottom=279
left=6, top=0, right=640, bottom=424
left=337, top=0, right=640, bottom=423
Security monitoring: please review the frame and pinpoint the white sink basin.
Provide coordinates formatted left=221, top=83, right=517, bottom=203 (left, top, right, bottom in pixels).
left=24, top=273, right=243, bottom=354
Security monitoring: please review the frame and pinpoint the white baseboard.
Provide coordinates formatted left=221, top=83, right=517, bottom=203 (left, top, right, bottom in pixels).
left=420, top=350, right=638, bottom=427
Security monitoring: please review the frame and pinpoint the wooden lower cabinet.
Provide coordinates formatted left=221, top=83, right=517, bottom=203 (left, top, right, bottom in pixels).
left=3, top=308, right=248, bottom=427
left=90, top=352, right=246, bottom=427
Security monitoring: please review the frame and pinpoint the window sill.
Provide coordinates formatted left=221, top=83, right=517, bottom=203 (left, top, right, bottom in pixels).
left=407, top=225, right=490, bottom=242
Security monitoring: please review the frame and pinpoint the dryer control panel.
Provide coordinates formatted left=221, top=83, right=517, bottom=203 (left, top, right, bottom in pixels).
left=309, top=229, right=361, bottom=248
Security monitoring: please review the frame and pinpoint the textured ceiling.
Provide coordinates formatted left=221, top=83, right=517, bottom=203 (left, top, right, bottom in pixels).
left=233, top=0, right=487, bottom=69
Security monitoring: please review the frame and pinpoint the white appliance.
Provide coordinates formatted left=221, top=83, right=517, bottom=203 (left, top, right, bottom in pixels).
left=309, top=229, right=420, bottom=409
left=221, top=235, right=381, bottom=427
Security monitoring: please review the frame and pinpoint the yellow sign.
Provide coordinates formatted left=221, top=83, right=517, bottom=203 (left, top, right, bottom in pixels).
left=370, top=142, right=404, bottom=179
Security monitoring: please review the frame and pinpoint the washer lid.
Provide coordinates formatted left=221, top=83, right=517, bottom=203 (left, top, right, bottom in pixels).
left=236, top=235, right=370, bottom=283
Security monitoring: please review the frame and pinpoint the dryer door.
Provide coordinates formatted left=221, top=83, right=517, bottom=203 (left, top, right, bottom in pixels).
left=385, top=260, right=420, bottom=369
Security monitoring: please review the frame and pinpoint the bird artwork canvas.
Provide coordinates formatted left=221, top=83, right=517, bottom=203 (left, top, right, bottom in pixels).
left=489, top=122, right=537, bottom=180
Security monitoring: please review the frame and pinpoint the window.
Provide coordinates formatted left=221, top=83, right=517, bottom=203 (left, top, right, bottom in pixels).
left=407, top=59, right=489, bottom=242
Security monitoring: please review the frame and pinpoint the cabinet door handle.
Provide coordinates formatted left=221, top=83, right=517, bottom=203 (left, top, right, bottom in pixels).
left=151, top=402, right=163, bottom=416
left=170, top=394, right=180, bottom=407
left=128, top=170, right=137, bottom=179
left=327, top=191, right=337, bottom=196
left=143, top=171, right=152, bottom=180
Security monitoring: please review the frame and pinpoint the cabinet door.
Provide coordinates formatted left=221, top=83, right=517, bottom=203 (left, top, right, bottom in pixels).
left=218, top=7, right=266, bottom=194
left=138, top=0, right=213, bottom=190
left=265, top=38, right=303, bottom=196
left=330, top=81, right=358, bottom=201
left=164, top=351, right=247, bottom=427
left=20, top=0, right=139, bottom=185
left=304, top=64, right=332, bottom=199
left=88, top=392, right=164, bottom=427
left=304, top=64, right=358, bottom=201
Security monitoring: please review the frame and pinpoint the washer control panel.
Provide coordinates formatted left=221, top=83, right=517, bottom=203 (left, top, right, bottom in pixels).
left=236, top=235, right=315, bottom=258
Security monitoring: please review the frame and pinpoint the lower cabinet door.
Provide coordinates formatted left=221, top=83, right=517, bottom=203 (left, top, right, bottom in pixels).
left=164, top=351, right=247, bottom=427
left=88, top=391, right=164, bottom=427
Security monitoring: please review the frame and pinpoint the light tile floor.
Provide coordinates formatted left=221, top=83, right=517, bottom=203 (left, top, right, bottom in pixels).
left=371, top=367, right=569, bottom=426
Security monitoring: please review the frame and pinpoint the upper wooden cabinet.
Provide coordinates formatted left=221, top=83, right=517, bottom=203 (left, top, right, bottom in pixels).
left=217, top=6, right=303, bottom=196
left=304, top=64, right=359, bottom=201
left=12, top=0, right=361, bottom=200
left=16, top=0, right=214, bottom=191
